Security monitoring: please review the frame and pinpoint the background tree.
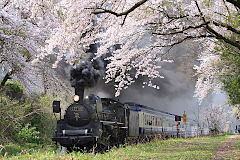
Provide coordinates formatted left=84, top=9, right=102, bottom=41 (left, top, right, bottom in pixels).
left=194, top=5, right=239, bottom=112
left=218, top=43, right=240, bottom=106
left=199, top=104, right=230, bottom=135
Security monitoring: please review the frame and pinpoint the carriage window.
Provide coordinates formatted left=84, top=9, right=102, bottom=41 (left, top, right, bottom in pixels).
left=149, top=121, right=152, bottom=126
left=144, top=115, right=146, bottom=125
left=147, top=115, right=148, bottom=125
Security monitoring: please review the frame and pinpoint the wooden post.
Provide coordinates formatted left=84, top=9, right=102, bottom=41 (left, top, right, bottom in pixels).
left=176, top=122, right=179, bottom=138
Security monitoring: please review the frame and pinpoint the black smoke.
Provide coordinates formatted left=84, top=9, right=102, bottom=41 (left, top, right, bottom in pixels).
left=70, top=44, right=121, bottom=88
left=70, top=55, right=105, bottom=88
left=70, top=44, right=106, bottom=101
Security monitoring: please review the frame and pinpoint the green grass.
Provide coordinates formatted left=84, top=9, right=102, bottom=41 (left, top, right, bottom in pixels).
left=1, top=135, right=237, bottom=160
left=0, top=143, right=56, bottom=157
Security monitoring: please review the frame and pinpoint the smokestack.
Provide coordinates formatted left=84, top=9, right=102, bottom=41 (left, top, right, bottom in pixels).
left=75, top=85, right=84, bottom=102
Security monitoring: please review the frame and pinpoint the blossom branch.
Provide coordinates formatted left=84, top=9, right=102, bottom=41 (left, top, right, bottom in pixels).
left=207, top=25, right=240, bottom=50
left=212, top=21, right=240, bottom=35
left=225, top=0, right=240, bottom=9
left=195, top=0, right=240, bottom=50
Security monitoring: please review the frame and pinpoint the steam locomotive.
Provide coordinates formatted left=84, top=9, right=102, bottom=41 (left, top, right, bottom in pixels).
left=52, top=90, right=198, bottom=150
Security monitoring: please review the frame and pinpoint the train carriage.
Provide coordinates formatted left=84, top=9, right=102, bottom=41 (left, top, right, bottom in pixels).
left=126, top=103, right=180, bottom=138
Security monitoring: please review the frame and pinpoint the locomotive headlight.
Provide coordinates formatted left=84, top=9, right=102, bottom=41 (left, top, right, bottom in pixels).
left=73, top=95, right=80, bottom=102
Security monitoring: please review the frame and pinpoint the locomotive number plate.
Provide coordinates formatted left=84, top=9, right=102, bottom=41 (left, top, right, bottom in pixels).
left=70, top=106, right=85, bottom=111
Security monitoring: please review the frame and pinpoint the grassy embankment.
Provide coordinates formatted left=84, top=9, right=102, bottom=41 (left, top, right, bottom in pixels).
left=0, top=81, right=56, bottom=159
left=1, top=134, right=239, bottom=160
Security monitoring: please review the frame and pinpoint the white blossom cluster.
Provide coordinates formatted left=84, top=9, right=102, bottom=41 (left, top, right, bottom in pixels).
left=193, top=39, right=223, bottom=103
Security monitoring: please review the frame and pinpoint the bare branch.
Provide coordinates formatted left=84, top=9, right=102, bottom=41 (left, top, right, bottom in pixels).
left=92, top=0, right=148, bottom=17
left=3, top=0, right=10, bottom=8
left=14, top=109, right=43, bottom=121
left=91, top=0, right=148, bottom=25
left=0, top=70, right=15, bottom=87
left=121, top=15, right=128, bottom=25
left=154, top=34, right=215, bottom=48
left=1, top=109, right=42, bottom=134
left=151, top=22, right=209, bottom=35
left=194, top=0, right=207, bottom=23
left=0, top=59, right=6, bottom=63
left=222, top=0, right=232, bottom=16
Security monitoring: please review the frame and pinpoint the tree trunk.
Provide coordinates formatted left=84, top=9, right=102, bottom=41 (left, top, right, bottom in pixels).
left=1, top=70, right=14, bottom=86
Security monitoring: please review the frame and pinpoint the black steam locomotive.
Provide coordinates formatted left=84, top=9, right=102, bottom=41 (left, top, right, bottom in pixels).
left=52, top=89, right=197, bottom=150
left=52, top=91, right=127, bottom=150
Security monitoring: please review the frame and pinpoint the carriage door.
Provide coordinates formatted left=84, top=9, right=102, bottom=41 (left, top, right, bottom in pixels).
left=129, top=110, right=139, bottom=137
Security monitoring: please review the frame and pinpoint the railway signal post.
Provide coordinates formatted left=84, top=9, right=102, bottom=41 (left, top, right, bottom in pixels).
left=183, top=111, right=187, bottom=138
left=175, top=116, right=181, bottom=138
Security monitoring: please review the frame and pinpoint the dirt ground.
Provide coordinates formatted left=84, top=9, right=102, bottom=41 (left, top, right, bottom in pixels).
left=213, top=134, right=240, bottom=160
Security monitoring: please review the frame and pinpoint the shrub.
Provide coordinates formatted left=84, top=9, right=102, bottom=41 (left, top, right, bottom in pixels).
left=5, top=81, right=24, bottom=94
left=16, top=123, right=40, bottom=144
left=0, top=85, right=56, bottom=145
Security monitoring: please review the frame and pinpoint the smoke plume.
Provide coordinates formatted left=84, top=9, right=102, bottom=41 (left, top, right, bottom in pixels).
left=70, top=44, right=106, bottom=88
left=70, top=44, right=120, bottom=88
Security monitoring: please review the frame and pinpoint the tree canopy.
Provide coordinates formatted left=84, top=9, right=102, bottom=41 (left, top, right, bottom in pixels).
left=0, top=0, right=239, bottom=106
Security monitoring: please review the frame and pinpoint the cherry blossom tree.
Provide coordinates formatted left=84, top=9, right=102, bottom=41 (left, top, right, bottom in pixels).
left=200, top=104, right=231, bottom=134
left=1, top=0, right=239, bottom=99
left=42, top=0, right=239, bottom=97
left=91, top=0, right=239, bottom=97
left=1, top=0, right=46, bottom=90
left=0, top=0, right=72, bottom=97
